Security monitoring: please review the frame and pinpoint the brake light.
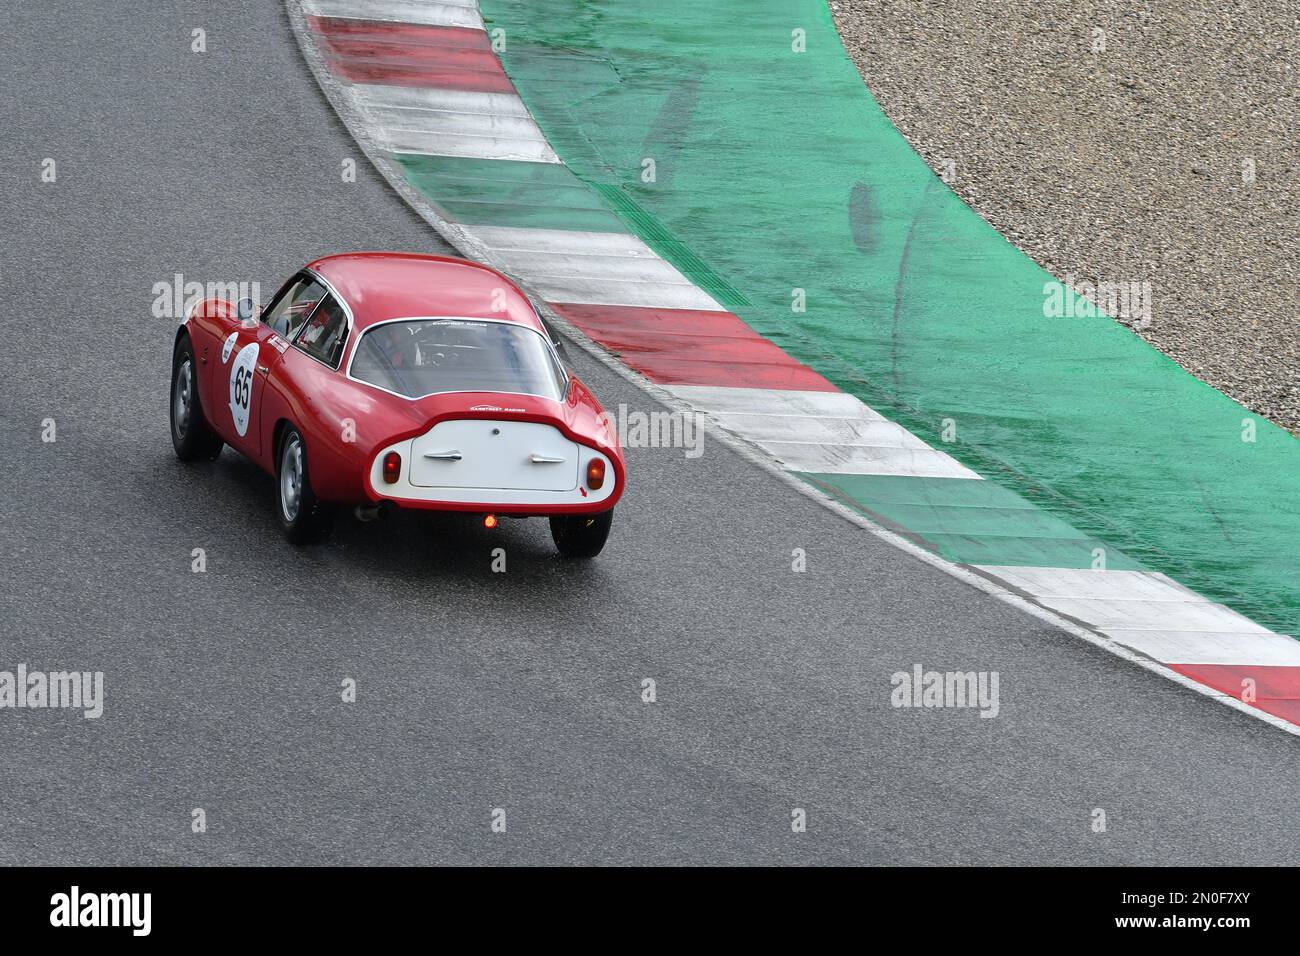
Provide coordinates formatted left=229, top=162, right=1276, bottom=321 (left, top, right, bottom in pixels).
left=484, top=514, right=498, bottom=529
left=382, top=452, right=401, bottom=484
left=586, top=458, right=606, bottom=490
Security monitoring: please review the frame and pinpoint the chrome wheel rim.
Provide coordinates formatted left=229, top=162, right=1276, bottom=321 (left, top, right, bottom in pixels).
left=173, top=358, right=192, bottom=437
left=280, top=436, right=303, bottom=522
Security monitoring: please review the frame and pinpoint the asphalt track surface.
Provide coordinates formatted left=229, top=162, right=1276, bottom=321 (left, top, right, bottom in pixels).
left=1, top=1, right=1298, bottom=865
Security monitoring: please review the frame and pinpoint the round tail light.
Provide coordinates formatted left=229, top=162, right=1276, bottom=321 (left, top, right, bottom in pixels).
left=586, top=458, right=606, bottom=490
left=382, top=452, right=401, bottom=484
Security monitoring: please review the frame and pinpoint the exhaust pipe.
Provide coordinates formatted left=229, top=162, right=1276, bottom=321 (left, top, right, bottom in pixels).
left=354, top=502, right=392, bottom=522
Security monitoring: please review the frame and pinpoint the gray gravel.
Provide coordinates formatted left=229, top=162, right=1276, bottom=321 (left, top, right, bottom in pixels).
left=831, top=0, right=1299, bottom=431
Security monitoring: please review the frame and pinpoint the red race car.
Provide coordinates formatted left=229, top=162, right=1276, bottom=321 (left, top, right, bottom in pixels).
left=169, top=253, right=624, bottom=558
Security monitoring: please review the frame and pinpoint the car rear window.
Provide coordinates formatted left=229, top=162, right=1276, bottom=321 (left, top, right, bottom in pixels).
left=349, top=318, right=566, bottom=401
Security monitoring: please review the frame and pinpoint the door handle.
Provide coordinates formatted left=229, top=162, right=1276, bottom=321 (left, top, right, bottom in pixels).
left=256, top=364, right=270, bottom=374
left=530, top=454, right=566, bottom=464
left=424, top=450, right=463, bottom=461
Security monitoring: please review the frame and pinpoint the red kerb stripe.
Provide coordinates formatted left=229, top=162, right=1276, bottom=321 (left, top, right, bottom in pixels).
left=1170, top=663, right=1300, bottom=726
left=550, top=303, right=838, bottom=391
left=310, top=17, right=514, bottom=93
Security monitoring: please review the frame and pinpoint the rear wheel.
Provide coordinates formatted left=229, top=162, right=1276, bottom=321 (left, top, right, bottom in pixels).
left=276, top=426, right=327, bottom=544
left=549, top=509, right=613, bottom=559
left=170, top=336, right=223, bottom=461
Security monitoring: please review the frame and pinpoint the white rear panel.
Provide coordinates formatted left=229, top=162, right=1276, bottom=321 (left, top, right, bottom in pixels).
left=410, top=419, right=578, bottom=491
left=369, top=418, right=616, bottom=508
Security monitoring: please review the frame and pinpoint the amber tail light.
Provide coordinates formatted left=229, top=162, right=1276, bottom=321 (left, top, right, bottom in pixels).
left=586, top=458, right=606, bottom=490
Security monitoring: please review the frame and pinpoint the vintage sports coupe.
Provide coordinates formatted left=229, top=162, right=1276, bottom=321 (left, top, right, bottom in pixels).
left=169, top=253, right=624, bottom=558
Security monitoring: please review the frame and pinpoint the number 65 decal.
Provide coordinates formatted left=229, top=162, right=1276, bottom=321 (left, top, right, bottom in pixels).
left=229, top=342, right=259, bottom=437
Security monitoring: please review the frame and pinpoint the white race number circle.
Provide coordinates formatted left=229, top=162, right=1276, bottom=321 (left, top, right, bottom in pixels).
left=228, top=342, right=259, bottom=437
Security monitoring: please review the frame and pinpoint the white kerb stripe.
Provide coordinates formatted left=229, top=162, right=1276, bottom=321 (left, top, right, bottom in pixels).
left=491, top=250, right=702, bottom=285
left=377, top=115, right=555, bottom=153
left=663, top=385, right=979, bottom=479
left=378, top=128, right=558, bottom=163
left=343, top=84, right=560, bottom=163
left=1040, top=597, right=1266, bottom=634
left=372, top=109, right=553, bottom=146
left=463, top=225, right=662, bottom=259
left=979, top=566, right=1207, bottom=603
left=1102, top=630, right=1300, bottom=666
left=303, top=0, right=485, bottom=30
left=717, top=414, right=927, bottom=447
left=459, top=227, right=726, bottom=309
left=755, top=442, right=980, bottom=479
left=664, top=385, right=881, bottom=419
left=979, top=565, right=1300, bottom=665
left=529, top=275, right=726, bottom=312
left=350, top=85, right=533, bottom=119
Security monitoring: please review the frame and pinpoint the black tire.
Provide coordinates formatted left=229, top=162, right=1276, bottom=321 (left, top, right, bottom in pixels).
left=170, top=335, right=223, bottom=462
left=276, top=426, right=327, bottom=544
left=549, top=509, right=613, bottom=559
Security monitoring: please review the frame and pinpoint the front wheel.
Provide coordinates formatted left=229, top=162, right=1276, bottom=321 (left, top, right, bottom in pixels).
left=549, top=509, right=613, bottom=559
left=276, top=426, right=327, bottom=544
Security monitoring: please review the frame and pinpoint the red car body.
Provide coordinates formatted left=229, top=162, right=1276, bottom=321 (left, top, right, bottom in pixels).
left=176, top=253, right=625, bottom=522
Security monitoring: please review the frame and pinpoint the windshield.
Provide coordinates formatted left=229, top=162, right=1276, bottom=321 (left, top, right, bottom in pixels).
left=349, top=318, right=566, bottom=401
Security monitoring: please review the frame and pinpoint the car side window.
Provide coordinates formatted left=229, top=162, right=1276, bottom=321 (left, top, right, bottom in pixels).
left=261, top=275, right=326, bottom=341
left=294, top=294, right=349, bottom=369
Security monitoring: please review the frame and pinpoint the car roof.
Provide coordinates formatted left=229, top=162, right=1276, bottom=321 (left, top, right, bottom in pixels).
left=304, top=252, right=545, bottom=334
